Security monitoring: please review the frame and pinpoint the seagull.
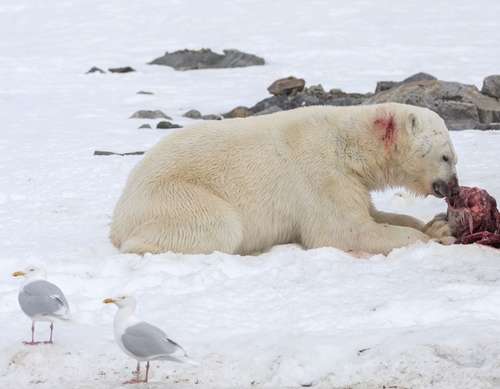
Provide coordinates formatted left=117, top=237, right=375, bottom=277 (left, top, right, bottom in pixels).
left=103, top=295, right=194, bottom=384
left=12, top=266, right=70, bottom=345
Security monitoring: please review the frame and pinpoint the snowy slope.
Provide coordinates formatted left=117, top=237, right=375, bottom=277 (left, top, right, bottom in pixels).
left=1, top=1, right=500, bottom=388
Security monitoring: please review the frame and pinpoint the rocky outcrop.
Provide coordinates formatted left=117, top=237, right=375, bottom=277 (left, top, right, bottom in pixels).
left=178, top=73, right=500, bottom=130
left=365, top=79, right=500, bottom=130
left=149, top=49, right=265, bottom=71
left=248, top=84, right=371, bottom=115
left=482, top=75, right=500, bottom=99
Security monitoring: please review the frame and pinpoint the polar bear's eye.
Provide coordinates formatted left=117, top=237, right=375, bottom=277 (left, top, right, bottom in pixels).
left=442, top=155, right=449, bottom=162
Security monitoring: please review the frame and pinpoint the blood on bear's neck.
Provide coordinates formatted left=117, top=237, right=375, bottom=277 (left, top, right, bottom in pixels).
left=373, top=113, right=397, bottom=151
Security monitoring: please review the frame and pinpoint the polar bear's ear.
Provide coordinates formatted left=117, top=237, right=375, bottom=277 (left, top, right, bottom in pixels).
left=407, top=113, right=421, bottom=136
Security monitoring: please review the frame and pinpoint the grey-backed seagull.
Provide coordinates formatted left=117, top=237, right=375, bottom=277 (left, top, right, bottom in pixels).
left=12, top=266, right=70, bottom=345
left=103, top=295, right=195, bottom=384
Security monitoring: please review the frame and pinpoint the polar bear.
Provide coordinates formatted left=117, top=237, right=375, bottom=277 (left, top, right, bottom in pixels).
left=110, top=102, right=458, bottom=255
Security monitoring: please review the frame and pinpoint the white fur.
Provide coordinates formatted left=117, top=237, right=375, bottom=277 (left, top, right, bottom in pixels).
left=110, top=103, right=458, bottom=255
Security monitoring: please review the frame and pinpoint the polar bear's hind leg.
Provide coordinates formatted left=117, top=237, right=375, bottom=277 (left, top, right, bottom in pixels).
left=119, top=184, right=244, bottom=255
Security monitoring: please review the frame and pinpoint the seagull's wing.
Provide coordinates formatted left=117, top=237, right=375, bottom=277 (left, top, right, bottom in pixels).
left=19, top=280, right=70, bottom=319
left=121, top=321, right=186, bottom=361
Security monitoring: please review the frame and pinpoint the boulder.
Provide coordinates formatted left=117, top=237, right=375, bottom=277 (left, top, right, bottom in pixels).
left=482, top=75, right=500, bottom=99
left=375, top=81, right=398, bottom=94
left=138, top=124, right=152, bottom=129
left=130, top=110, right=171, bottom=119
left=183, top=109, right=202, bottom=119
left=365, top=79, right=500, bottom=130
left=156, top=121, right=182, bottom=129
left=137, top=91, right=154, bottom=95
left=148, top=48, right=265, bottom=71
left=223, top=106, right=253, bottom=118
left=374, top=72, right=437, bottom=93
left=267, top=76, right=305, bottom=96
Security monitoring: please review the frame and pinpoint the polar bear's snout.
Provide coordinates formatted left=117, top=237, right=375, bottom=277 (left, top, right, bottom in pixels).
left=432, top=174, right=459, bottom=198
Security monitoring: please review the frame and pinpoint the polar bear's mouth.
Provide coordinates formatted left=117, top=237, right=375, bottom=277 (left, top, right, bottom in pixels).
left=432, top=180, right=449, bottom=198
left=432, top=176, right=459, bottom=198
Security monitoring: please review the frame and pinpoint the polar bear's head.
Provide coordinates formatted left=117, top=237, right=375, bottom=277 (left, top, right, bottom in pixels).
left=394, top=106, right=459, bottom=198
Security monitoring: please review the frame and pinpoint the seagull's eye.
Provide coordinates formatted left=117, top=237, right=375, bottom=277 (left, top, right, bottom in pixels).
left=442, top=155, right=449, bottom=162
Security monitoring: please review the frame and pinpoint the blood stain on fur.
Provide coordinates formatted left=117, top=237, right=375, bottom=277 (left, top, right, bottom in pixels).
left=374, top=113, right=397, bottom=150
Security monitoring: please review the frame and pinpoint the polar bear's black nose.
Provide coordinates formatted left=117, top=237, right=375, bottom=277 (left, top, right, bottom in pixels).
left=432, top=175, right=459, bottom=198
left=448, top=175, right=459, bottom=198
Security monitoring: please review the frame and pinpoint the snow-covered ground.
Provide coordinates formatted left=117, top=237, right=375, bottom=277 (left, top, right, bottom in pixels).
left=1, top=1, right=500, bottom=388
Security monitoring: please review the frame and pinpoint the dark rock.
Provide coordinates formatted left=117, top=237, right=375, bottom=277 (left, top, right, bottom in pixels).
left=156, top=121, right=182, bottom=129
left=130, top=110, right=171, bottom=119
left=108, top=66, right=135, bottom=73
left=255, top=105, right=282, bottom=116
left=402, top=72, right=437, bottom=83
left=201, top=114, right=223, bottom=120
left=223, top=106, right=253, bottom=118
left=137, top=91, right=154, bottom=95
left=218, top=49, right=265, bottom=68
left=437, top=101, right=479, bottom=130
left=183, top=109, right=203, bottom=119
left=476, top=122, right=500, bottom=130
left=138, top=124, right=152, bottom=129
left=94, top=150, right=145, bottom=156
left=375, top=81, right=398, bottom=94
left=148, top=48, right=264, bottom=71
left=482, top=75, right=500, bottom=99
left=86, top=66, right=105, bottom=74
left=365, top=79, right=500, bottom=129
left=267, top=76, right=305, bottom=96
left=374, top=72, right=437, bottom=93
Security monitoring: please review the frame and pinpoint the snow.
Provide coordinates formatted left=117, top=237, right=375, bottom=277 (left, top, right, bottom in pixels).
left=1, top=0, right=500, bottom=388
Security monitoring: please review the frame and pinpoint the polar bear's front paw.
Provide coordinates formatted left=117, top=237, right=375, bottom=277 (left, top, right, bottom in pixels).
left=433, top=236, right=456, bottom=246
left=424, top=213, right=453, bottom=239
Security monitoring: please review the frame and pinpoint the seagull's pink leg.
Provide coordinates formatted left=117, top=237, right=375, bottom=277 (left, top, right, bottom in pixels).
left=123, top=361, right=142, bottom=384
left=44, top=322, right=54, bottom=344
left=23, top=321, right=41, bottom=345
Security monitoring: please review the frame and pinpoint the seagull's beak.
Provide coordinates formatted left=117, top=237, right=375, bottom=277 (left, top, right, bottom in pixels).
left=103, top=298, right=115, bottom=304
left=12, top=271, right=26, bottom=277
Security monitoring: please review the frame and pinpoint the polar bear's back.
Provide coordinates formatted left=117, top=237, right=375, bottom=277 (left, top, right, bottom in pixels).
left=111, top=108, right=323, bottom=252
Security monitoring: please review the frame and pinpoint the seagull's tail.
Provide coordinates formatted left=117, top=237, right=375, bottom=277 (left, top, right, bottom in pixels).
left=55, top=311, right=72, bottom=321
left=181, top=355, right=200, bottom=366
left=162, top=352, right=200, bottom=366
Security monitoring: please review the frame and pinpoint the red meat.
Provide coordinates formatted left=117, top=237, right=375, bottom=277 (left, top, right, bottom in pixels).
left=447, top=186, right=500, bottom=248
